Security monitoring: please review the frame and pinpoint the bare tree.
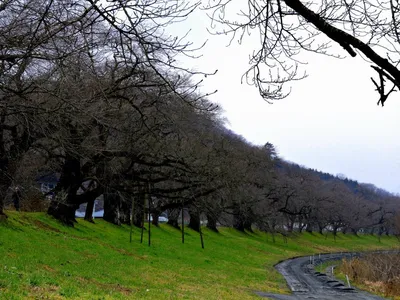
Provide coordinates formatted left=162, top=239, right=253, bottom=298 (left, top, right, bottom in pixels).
left=0, top=0, right=216, bottom=219
left=207, top=0, right=400, bottom=104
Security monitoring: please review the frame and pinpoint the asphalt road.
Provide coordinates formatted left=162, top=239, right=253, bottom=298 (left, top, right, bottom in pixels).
left=256, top=252, right=386, bottom=300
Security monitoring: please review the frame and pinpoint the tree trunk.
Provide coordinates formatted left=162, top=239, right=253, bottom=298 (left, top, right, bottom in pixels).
left=244, top=219, right=253, bottom=233
left=167, top=208, right=180, bottom=229
left=0, top=144, right=27, bottom=217
left=0, top=171, right=13, bottom=217
left=84, top=199, right=95, bottom=222
left=48, top=199, right=79, bottom=226
left=49, top=189, right=102, bottom=226
left=366, top=227, right=374, bottom=235
left=151, top=211, right=160, bottom=226
left=103, top=191, right=121, bottom=225
left=0, top=187, right=6, bottom=217
left=133, top=189, right=144, bottom=227
left=233, top=213, right=245, bottom=231
left=103, top=191, right=131, bottom=225
left=188, top=205, right=200, bottom=232
left=48, top=155, right=81, bottom=225
left=333, top=226, right=338, bottom=237
left=119, top=193, right=131, bottom=225
left=0, top=198, right=4, bottom=218
left=206, top=212, right=219, bottom=232
left=232, top=204, right=247, bottom=232
left=317, top=223, right=324, bottom=234
left=287, top=221, right=294, bottom=233
left=351, top=228, right=358, bottom=236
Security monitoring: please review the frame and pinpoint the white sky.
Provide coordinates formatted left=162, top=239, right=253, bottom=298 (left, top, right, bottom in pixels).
left=169, top=3, right=400, bottom=194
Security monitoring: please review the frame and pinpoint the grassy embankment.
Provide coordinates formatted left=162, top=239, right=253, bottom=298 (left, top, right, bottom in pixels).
left=1, top=211, right=399, bottom=299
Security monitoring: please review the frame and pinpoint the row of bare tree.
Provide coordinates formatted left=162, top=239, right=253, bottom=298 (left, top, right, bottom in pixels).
left=1, top=0, right=399, bottom=237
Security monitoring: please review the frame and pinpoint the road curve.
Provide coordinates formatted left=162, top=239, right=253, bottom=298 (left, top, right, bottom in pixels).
left=256, top=252, right=386, bottom=300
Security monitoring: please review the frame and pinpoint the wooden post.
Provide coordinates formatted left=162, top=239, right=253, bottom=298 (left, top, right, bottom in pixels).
left=181, top=199, right=185, bottom=244
left=130, top=193, right=134, bottom=243
left=346, top=274, right=351, bottom=288
left=140, top=185, right=145, bottom=244
left=148, top=182, right=151, bottom=247
left=199, top=211, right=204, bottom=249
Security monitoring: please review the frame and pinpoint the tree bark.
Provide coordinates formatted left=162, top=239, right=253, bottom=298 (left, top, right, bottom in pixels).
left=48, top=155, right=81, bottom=225
left=167, top=208, right=180, bottom=229
left=0, top=185, right=6, bottom=217
left=151, top=211, right=160, bottom=226
left=84, top=199, right=95, bottom=222
left=333, top=226, right=338, bottom=237
left=0, top=165, right=14, bottom=217
left=119, top=193, right=131, bottom=225
left=317, top=223, right=324, bottom=234
left=206, top=212, right=219, bottom=232
left=286, top=221, right=294, bottom=233
left=244, top=219, right=253, bottom=233
left=233, top=213, right=245, bottom=232
left=0, top=198, right=4, bottom=217
left=133, top=189, right=144, bottom=227
left=48, top=200, right=79, bottom=226
left=103, top=191, right=125, bottom=225
left=188, top=205, right=200, bottom=232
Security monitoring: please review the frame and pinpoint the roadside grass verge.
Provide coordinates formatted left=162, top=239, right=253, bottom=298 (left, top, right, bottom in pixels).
left=1, top=211, right=399, bottom=299
left=338, top=253, right=400, bottom=299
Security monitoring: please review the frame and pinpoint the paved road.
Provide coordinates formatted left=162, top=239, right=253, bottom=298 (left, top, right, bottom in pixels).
left=256, top=253, right=386, bottom=300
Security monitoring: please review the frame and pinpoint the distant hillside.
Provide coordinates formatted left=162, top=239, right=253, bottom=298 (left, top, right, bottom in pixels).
left=279, top=159, right=397, bottom=204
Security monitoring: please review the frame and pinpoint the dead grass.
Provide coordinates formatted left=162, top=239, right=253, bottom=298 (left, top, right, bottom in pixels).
left=77, top=277, right=135, bottom=296
left=33, top=220, right=62, bottom=233
left=27, top=284, right=62, bottom=300
left=340, top=253, right=400, bottom=298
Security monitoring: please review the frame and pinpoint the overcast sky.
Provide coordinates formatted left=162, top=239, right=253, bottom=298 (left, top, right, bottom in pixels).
left=169, top=4, right=400, bottom=194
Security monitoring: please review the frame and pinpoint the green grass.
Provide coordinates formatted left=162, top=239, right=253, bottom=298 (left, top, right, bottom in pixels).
left=314, top=259, right=341, bottom=274
left=1, top=212, right=399, bottom=299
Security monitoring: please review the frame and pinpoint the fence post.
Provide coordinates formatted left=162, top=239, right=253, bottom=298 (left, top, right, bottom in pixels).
left=346, top=274, right=351, bottom=288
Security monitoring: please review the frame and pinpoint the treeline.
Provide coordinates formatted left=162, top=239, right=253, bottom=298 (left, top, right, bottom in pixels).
left=1, top=0, right=400, bottom=238
left=272, top=162, right=400, bottom=236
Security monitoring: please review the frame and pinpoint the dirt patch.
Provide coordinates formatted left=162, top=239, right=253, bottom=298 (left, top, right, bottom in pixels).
left=114, top=247, right=146, bottom=259
left=80, top=251, right=98, bottom=259
left=77, top=277, right=135, bottom=296
left=28, top=284, right=62, bottom=299
left=97, top=241, right=147, bottom=260
left=41, top=264, right=56, bottom=273
left=33, top=220, right=62, bottom=233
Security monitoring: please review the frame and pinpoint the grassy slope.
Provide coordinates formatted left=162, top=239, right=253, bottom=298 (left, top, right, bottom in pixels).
left=0, top=212, right=399, bottom=299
